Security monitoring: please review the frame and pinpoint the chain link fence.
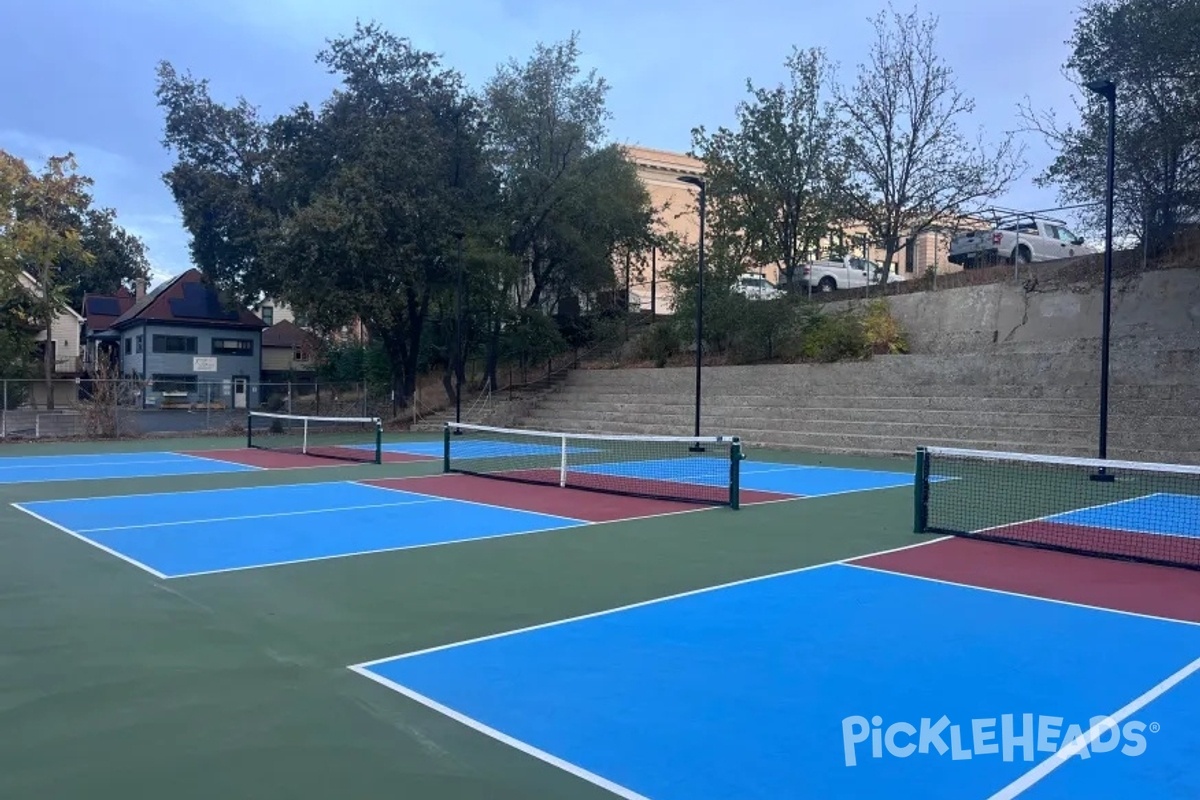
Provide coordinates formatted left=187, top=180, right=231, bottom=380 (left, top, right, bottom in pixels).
left=0, top=378, right=399, bottom=441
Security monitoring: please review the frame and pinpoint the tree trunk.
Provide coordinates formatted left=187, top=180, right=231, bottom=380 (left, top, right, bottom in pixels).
left=43, top=317, right=55, bottom=411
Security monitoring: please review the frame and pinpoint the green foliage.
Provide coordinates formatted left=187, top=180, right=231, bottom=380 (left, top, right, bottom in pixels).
left=60, top=208, right=152, bottom=310
left=1025, top=0, right=1200, bottom=253
left=502, top=309, right=567, bottom=365
left=861, top=299, right=909, bottom=354
left=691, top=47, right=846, bottom=286
left=637, top=321, right=679, bottom=367
left=796, top=309, right=870, bottom=363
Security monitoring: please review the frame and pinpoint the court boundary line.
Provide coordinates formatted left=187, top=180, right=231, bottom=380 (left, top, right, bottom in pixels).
left=353, top=481, right=592, bottom=525
left=345, top=536, right=952, bottom=800
left=349, top=536, right=949, bottom=667
left=10, top=503, right=170, bottom=580
left=76, top=498, right=449, bottom=533
left=987, top=654, right=1200, bottom=799
left=174, top=450, right=267, bottom=470
left=1041, top=491, right=1200, bottom=541
left=167, top=516, right=590, bottom=580
left=347, top=667, right=650, bottom=800
left=19, top=478, right=384, bottom=505
left=843, top=561, right=1200, bottom=629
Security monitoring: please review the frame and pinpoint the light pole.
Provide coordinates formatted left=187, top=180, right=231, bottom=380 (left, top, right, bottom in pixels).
left=677, top=175, right=706, bottom=449
left=453, top=231, right=465, bottom=431
left=1086, top=78, right=1116, bottom=480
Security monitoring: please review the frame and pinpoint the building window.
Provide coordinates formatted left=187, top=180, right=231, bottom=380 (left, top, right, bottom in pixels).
left=152, top=374, right=198, bottom=394
left=261, top=306, right=274, bottom=326
left=152, top=335, right=198, bottom=354
left=212, top=338, right=254, bottom=356
left=135, top=335, right=143, bottom=353
left=124, top=338, right=132, bottom=355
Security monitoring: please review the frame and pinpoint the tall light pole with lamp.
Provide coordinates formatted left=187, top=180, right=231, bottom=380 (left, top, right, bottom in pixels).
left=677, top=175, right=707, bottom=449
left=1085, top=78, right=1116, bottom=480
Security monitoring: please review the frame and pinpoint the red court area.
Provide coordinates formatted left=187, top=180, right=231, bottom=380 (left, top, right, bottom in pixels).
left=854, top=536, right=1200, bottom=624
left=362, top=474, right=782, bottom=523
left=187, top=448, right=435, bottom=469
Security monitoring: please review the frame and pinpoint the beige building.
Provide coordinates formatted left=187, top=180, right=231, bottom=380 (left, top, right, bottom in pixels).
left=621, top=145, right=964, bottom=309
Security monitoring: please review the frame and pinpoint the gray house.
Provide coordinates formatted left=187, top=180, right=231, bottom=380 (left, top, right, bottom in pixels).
left=110, top=269, right=268, bottom=409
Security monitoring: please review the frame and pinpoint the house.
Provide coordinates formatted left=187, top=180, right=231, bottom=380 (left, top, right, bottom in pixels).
left=261, top=320, right=318, bottom=379
left=16, top=270, right=85, bottom=375
left=106, top=269, right=267, bottom=409
left=80, top=283, right=140, bottom=374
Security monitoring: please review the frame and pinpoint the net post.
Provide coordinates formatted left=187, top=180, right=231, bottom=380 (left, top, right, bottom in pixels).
left=302, top=418, right=309, bottom=456
left=559, top=435, right=568, bottom=488
left=374, top=419, right=382, bottom=465
left=914, top=447, right=929, bottom=533
left=729, top=438, right=743, bottom=510
left=246, top=412, right=252, bottom=449
left=443, top=424, right=451, bottom=473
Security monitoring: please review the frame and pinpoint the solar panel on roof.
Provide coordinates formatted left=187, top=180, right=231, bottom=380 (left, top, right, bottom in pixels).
left=169, top=284, right=240, bottom=321
left=86, top=297, right=122, bottom=316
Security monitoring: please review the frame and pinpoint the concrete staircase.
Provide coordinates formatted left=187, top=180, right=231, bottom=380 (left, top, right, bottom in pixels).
left=511, top=336, right=1200, bottom=465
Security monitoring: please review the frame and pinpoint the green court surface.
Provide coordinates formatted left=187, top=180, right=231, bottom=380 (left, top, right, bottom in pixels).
left=0, top=434, right=918, bottom=799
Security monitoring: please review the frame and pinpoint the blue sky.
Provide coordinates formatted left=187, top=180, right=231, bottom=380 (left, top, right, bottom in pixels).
left=0, top=0, right=1087, bottom=283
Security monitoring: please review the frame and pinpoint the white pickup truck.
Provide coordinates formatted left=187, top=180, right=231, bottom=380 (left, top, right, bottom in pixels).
left=948, top=218, right=1097, bottom=268
left=795, top=256, right=907, bottom=292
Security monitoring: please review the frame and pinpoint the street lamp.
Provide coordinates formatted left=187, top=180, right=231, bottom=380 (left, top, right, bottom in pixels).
left=453, top=231, right=465, bottom=432
left=1085, top=78, right=1116, bottom=481
left=677, top=175, right=707, bottom=449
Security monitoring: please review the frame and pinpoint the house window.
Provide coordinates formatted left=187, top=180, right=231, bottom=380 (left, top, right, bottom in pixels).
left=212, top=338, right=254, bottom=356
left=152, top=374, right=198, bottom=394
left=153, top=335, right=198, bottom=354
left=124, top=338, right=132, bottom=355
left=135, top=335, right=143, bottom=353
left=261, top=306, right=274, bottom=326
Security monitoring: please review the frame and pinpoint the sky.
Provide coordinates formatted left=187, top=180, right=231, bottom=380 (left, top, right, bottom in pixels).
left=0, top=0, right=1090, bottom=285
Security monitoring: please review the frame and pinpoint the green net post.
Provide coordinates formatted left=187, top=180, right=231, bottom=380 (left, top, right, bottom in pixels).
left=374, top=421, right=383, bottom=465
left=443, top=424, right=451, bottom=473
left=246, top=413, right=252, bottom=449
left=729, top=439, right=744, bottom=510
left=914, top=447, right=929, bottom=532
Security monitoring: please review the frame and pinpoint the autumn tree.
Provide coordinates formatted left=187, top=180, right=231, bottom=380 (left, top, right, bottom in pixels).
left=1022, top=0, right=1200, bottom=254
left=837, top=5, right=1024, bottom=281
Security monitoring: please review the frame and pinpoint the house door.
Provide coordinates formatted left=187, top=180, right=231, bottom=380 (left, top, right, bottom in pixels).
left=232, top=377, right=248, bottom=409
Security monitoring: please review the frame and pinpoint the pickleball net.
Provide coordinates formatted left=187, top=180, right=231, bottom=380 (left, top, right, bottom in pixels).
left=248, top=411, right=383, bottom=464
left=915, top=445, right=1200, bottom=570
left=443, top=422, right=745, bottom=508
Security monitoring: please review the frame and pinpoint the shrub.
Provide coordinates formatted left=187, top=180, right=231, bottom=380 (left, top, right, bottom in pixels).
left=861, top=299, right=909, bottom=355
left=797, top=310, right=870, bottom=363
left=638, top=321, right=680, bottom=367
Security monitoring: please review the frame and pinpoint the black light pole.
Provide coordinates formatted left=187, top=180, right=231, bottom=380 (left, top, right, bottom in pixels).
left=1086, top=78, right=1116, bottom=481
left=677, top=175, right=707, bottom=450
left=453, top=231, right=465, bottom=432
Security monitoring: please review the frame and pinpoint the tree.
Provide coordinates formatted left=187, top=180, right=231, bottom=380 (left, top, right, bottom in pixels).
left=1021, top=0, right=1200, bottom=254
left=485, top=34, right=653, bottom=310
left=836, top=5, right=1024, bottom=281
left=158, top=24, right=496, bottom=409
left=0, top=153, right=94, bottom=408
left=60, top=208, right=152, bottom=309
left=692, top=47, right=847, bottom=287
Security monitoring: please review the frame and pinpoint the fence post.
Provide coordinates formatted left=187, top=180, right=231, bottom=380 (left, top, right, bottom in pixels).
left=1, top=379, right=6, bottom=438
left=287, top=381, right=293, bottom=414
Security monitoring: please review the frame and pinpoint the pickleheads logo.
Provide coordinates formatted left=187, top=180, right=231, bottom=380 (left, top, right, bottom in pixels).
left=841, top=714, right=1156, bottom=767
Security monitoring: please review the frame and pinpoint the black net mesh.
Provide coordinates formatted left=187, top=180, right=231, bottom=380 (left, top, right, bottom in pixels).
left=445, top=422, right=741, bottom=506
left=248, top=412, right=381, bottom=464
left=918, top=446, right=1200, bottom=570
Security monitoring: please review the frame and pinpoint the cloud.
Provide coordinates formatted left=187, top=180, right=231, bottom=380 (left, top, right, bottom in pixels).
left=0, top=129, right=135, bottom=184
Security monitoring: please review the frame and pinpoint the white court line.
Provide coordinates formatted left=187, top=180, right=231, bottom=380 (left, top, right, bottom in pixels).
left=174, top=450, right=267, bottom=470
left=987, top=655, right=1200, bottom=800
left=0, top=457, right=187, bottom=470
left=22, top=479, right=377, bottom=506
left=355, top=480, right=593, bottom=526
left=349, top=667, right=651, bottom=800
left=76, top=498, right=448, bottom=533
left=1042, top=492, right=1200, bottom=541
left=843, top=562, right=1200, bottom=629
left=168, top=518, right=591, bottom=580
left=10, top=503, right=170, bottom=580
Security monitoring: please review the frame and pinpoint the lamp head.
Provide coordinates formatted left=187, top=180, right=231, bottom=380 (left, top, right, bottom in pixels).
left=1085, top=78, right=1116, bottom=100
left=677, top=175, right=706, bottom=191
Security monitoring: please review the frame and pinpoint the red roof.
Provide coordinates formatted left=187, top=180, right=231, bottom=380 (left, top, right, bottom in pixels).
left=82, top=287, right=136, bottom=333
left=111, top=269, right=265, bottom=331
left=262, top=319, right=318, bottom=348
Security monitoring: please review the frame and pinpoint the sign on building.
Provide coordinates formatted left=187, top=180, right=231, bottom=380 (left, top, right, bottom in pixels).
left=193, top=356, right=218, bottom=372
